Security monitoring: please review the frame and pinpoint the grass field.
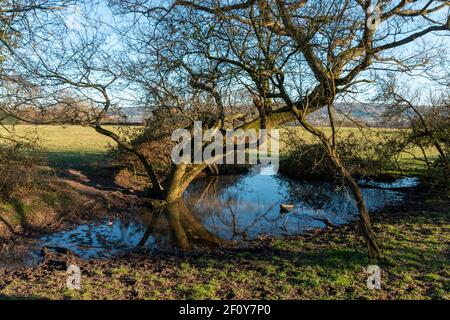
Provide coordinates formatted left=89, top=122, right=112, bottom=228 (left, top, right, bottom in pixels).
left=279, top=127, right=439, bottom=174
left=0, top=125, right=438, bottom=172
left=0, top=125, right=142, bottom=168
left=0, top=126, right=447, bottom=300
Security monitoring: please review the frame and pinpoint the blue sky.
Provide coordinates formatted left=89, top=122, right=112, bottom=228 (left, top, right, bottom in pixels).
left=28, top=0, right=450, bottom=107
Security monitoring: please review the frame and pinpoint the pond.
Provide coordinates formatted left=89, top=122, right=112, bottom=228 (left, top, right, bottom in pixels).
left=0, top=166, right=417, bottom=267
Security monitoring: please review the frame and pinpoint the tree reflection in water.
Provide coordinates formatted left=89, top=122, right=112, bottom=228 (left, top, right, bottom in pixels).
left=33, top=166, right=408, bottom=261
left=137, top=200, right=225, bottom=250
left=184, top=167, right=405, bottom=240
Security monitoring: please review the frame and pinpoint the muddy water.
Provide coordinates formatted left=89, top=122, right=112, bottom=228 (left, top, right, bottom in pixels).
left=0, top=166, right=417, bottom=266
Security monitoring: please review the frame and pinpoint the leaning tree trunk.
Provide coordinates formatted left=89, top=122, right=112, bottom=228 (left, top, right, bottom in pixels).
left=164, top=200, right=225, bottom=249
left=343, top=171, right=382, bottom=258
left=286, top=102, right=382, bottom=259
left=165, top=163, right=209, bottom=203
left=93, top=125, right=164, bottom=195
left=328, top=151, right=382, bottom=259
left=165, top=201, right=190, bottom=249
left=177, top=200, right=225, bottom=246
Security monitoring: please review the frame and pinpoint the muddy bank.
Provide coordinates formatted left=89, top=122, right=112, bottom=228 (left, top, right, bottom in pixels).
left=0, top=167, right=153, bottom=244
left=0, top=188, right=448, bottom=300
left=1, top=162, right=448, bottom=299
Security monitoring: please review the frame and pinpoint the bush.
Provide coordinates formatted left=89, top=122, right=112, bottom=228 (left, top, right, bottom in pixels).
left=395, top=98, right=450, bottom=188
left=0, top=132, right=42, bottom=197
left=280, top=129, right=397, bottom=181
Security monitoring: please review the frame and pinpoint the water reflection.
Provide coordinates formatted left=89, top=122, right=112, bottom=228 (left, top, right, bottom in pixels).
left=184, top=166, right=405, bottom=240
left=2, top=166, right=414, bottom=263
left=37, top=200, right=224, bottom=259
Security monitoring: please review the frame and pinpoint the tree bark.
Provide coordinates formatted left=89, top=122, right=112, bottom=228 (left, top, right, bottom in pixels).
left=177, top=200, right=225, bottom=246
left=334, top=159, right=382, bottom=258
left=165, top=163, right=209, bottom=203
left=165, top=201, right=190, bottom=249
left=279, top=93, right=382, bottom=258
left=164, top=200, right=225, bottom=249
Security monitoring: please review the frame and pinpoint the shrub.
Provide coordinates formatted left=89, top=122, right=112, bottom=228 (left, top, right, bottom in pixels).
left=280, top=129, right=397, bottom=181
left=0, top=130, right=42, bottom=197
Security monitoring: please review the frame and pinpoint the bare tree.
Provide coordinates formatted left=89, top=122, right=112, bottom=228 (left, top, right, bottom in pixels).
left=114, top=0, right=449, bottom=258
left=4, top=0, right=449, bottom=258
left=380, top=77, right=449, bottom=187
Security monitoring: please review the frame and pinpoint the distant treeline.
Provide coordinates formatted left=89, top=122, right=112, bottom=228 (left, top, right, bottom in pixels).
left=0, top=108, right=146, bottom=126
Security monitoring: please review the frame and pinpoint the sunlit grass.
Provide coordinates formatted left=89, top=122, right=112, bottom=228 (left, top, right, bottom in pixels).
left=0, top=124, right=438, bottom=172
left=0, top=125, right=143, bottom=167
left=279, top=126, right=439, bottom=174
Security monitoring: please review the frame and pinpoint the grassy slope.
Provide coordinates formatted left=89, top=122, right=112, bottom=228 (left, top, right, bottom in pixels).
left=33, top=126, right=116, bottom=166
left=0, top=191, right=448, bottom=300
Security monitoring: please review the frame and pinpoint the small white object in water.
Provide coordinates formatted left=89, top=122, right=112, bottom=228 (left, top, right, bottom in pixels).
left=280, top=204, right=295, bottom=213
left=107, top=221, right=114, bottom=227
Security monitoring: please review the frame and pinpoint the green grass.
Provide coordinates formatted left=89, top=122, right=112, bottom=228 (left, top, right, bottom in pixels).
left=1, top=125, right=116, bottom=151
left=279, top=126, right=440, bottom=174
left=0, top=125, right=446, bottom=300
left=0, top=125, right=143, bottom=168
left=0, top=125, right=438, bottom=172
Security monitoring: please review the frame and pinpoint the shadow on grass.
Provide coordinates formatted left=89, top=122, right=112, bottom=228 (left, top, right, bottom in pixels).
left=0, top=198, right=32, bottom=235
left=45, top=151, right=107, bottom=170
left=0, top=294, right=48, bottom=300
left=10, top=198, right=31, bottom=231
